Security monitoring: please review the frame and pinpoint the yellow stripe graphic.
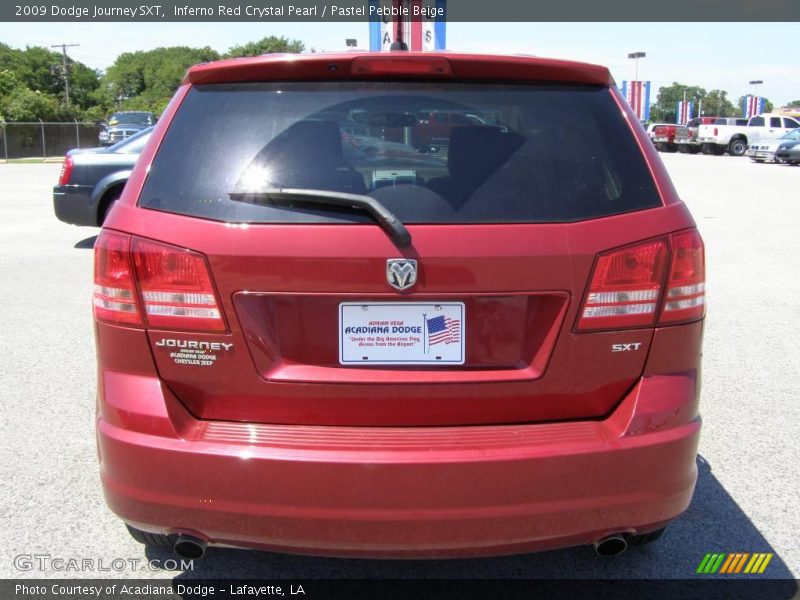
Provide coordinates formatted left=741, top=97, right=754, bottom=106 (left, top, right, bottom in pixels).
left=758, top=553, right=773, bottom=574
left=749, top=554, right=766, bottom=573
left=744, top=554, right=760, bottom=574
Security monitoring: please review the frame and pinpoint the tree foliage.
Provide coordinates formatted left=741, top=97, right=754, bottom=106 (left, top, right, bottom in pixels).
left=648, top=81, right=777, bottom=122
left=225, top=35, right=304, bottom=58
left=787, top=100, right=800, bottom=108
left=650, top=82, right=707, bottom=122
left=0, top=42, right=100, bottom=121
left=99, top=46, right=221, bottom=114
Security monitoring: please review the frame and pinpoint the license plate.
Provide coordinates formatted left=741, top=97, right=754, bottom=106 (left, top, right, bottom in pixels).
left=339, top=302, right=465, bottom=365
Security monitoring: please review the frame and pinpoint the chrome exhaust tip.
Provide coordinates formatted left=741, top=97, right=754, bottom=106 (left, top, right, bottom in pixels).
left=593, top=534, right=628, bottom=557
left=173, top=535, right=207, bottom=560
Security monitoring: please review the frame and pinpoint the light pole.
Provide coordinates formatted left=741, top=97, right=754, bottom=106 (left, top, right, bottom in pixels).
left=628, top=51, right=646, bottom=82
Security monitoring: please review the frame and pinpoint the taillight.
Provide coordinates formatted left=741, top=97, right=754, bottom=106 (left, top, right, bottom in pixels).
left=93, top=234, right=226, bottom=332
left=58, top=155, right=74, bottom=185
left=131, top=238, right=225, bottom=332
left=660, top=229, right=705, bottom=323
left=713, top=127, right=718, bottom=136
left=93, top=231, right=142, bottom=326
left=577, top=238, right=669, bottom=331
left=577, top=230, right=705, bottom=332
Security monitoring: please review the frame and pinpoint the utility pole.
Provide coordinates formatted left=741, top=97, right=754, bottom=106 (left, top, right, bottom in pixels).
left=50, top=43, right=80, bottom=106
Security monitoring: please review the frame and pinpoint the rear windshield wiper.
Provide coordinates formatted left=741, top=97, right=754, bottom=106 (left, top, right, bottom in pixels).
left=228, top=187, right=411, bottom=248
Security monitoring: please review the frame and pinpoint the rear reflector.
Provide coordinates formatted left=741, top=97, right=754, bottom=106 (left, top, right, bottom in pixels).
left=577, top=238, right=669, bottom=331
left=659, top=229, right=705, bottom=323
left=93, top=231, right=141, bottom=326
left=131, top=238, right=226, bottom=332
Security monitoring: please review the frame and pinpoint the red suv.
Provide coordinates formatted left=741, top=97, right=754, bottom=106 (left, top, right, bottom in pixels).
left=95, top=53, right=705, bottom=560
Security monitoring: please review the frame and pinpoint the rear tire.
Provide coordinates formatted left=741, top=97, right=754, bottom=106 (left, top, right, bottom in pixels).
left=678, top=145, right=689, bottom=153
left=728, top=138, right=747, bottom=157
left=126, top=524, right=176, bottom=549
left=687, top=145, right=701, bottom=154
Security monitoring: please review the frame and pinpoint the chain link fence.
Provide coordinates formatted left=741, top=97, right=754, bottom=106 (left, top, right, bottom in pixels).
left=0, top=121, right=103, bottom=160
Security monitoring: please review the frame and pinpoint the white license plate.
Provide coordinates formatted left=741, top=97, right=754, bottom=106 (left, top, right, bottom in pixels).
left=339, top=302, right=465, bottom=365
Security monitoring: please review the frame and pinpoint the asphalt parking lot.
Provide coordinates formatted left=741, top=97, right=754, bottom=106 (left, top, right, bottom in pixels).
left=0, top=154, right=798, bottom=582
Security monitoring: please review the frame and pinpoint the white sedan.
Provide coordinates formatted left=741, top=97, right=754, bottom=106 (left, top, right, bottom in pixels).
left=747, top=128, right=800, bottom=163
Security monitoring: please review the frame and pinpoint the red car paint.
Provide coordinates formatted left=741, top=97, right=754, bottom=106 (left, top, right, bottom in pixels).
left=96, top=52, right=704, bottom=558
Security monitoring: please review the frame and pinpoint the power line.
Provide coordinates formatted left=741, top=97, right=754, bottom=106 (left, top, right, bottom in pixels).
left=50, top=43, right=80, bottom=106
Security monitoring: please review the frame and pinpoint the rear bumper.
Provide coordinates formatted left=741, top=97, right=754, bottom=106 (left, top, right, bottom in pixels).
left=98, top=372, right=701, bottom=558
left=53, top=185, right=95, bottom=226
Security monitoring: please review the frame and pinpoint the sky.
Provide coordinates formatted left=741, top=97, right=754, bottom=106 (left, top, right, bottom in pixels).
left=2, top=22, right=799, bottom=105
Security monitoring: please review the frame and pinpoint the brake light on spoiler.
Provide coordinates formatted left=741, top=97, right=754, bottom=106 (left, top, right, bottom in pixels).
left=93, top=231, right=226, bottom=332
left=351, top=56, right=453, bottom=76
left=577, top=229, right=705, bottom=331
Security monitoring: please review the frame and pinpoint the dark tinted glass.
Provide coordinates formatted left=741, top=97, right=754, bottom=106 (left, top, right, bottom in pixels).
left=139, top=82, right=662, bottom=224
left=750, top=117, right=765, bottom=127
left=108, top=127, right=153, bottom=154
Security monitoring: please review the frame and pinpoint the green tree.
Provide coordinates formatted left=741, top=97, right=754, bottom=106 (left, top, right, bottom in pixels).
left=650, top=82, right=707, bottom=123
left=100, top=46, right=220, bottom=114
left=225, top=36, right=304, bottom=58
left=0, top=87, right=60, bottom=120
left=787, top=100, right=800, bottom=108
left=701, top=89, right=738, bottom=117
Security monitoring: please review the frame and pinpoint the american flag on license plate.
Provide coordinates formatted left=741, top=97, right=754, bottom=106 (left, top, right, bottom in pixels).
left=426, top=315, right=460, bottom=346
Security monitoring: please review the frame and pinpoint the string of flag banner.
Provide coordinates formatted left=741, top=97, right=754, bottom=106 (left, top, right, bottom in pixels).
left=620, top=81, right=651, bottom=121
left=743, top=95, right=765, bottom=119
left=368, top=0, right=447, bottom=51
left=676, top=100, right=694, bottom=125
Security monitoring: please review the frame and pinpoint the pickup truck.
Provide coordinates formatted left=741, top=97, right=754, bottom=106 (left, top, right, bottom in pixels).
left=674, top=117, right=718, bottom=153
left=697, top=114, right=800, bottom=156
left=652, top=124, right=679, bottom=152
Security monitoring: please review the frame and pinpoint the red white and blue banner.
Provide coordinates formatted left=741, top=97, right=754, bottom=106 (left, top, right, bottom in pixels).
left=676, top=101, right=694, bottom=125
left=743, top=95, right=764, bottom=119
left=369, top=0, right=447, bottom=52
left=621, top=81, right=651, bottom=121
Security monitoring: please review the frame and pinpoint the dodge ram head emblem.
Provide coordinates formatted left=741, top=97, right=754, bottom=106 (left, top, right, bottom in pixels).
left=386, top=259, right=418, bottom=291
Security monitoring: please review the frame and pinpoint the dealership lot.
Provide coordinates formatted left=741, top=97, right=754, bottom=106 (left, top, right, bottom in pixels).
left=0, top=155, right=798, bottom=580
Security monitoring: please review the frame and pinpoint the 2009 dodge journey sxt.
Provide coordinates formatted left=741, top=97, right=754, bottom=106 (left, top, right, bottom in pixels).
left=94, top=52, right=705, bottom=560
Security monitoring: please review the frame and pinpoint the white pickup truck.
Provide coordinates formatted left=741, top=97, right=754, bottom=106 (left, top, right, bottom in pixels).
left=696, top=114, right=800, bottom=156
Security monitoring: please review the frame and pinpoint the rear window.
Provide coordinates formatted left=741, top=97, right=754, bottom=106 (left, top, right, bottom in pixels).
left=139, top=82, right=662, bottom=224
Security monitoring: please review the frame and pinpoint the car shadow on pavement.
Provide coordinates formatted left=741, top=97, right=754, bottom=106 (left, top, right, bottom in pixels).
left=144, top=455, right=795, bottom=585
left=74, top=235, right=97, bottom=249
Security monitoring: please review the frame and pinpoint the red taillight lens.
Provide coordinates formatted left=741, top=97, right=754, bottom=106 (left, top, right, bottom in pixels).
left=659, top=229, right=705, bottom=324
left=577, top=238, right=669, bottom=331
left=93, top=231, right=142, bottom=326
left=713, top=127, right=718, bottom=136
left=58, top=155, right=74, bottom=185
left=131, top=238, right=225, bottom=332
